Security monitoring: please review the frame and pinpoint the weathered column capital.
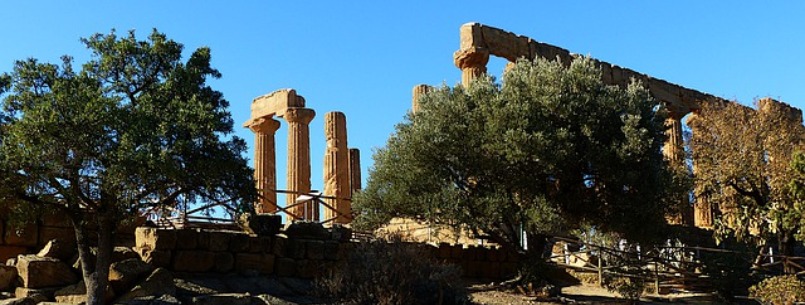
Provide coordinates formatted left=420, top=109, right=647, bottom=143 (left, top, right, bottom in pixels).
left=248, top=117, right=281, bottom=134
left=453, top=47, right=490, bottom=70
left=284, top=107, right=316, bottom=125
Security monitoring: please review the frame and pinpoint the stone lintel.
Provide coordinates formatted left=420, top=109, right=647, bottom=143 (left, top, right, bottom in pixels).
left=243, top=89, right=307, bottom=127
left=457, top=22, right=727, bottom=116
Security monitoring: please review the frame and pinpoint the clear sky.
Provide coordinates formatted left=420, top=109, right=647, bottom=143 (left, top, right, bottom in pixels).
left=3, top=2, right=805, bottom=199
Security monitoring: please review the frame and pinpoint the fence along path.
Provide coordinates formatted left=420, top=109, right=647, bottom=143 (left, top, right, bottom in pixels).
left=549, top=236, right=805, bottom=294
left=143, top=188, right=354, bottom=229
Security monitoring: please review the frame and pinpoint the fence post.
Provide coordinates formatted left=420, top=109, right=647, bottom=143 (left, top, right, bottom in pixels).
left=598, top=246, right=603, bottom=287
left=654, top=258, right=660, bottom=295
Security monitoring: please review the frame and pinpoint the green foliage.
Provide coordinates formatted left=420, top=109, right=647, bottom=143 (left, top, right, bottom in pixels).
left=0, top=29, right=255, bottom=305
left=0, top=29, right=255, bottom=222
left=749, top=275, right=805, bottom=305
left=603, top=275, right=646, bottom=302
left=315, top=240, right=469, bottom=305
left=787, top=151, right=805, bottom=242
left=355, top=56, right=679, bottom=253
left=697, top=237, right=759, bottom=300
left=691, top=101, right=804, bottom=253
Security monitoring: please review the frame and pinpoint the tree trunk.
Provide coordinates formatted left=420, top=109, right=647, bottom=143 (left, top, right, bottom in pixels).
left=73, top=211, right=115, bottom=305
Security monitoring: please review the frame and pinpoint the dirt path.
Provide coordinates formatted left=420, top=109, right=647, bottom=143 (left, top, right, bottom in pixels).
left=470, top=284, right=722, bottom=305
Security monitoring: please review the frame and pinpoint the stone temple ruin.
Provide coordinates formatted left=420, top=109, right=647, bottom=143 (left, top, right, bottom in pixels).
left=410, top=22, right=803, bottom=231
left=1, top=23, right=802, bottom=304
left=243, top=89, right=360, bottom=224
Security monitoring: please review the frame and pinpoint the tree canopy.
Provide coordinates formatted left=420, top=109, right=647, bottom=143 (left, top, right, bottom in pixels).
left=690, top=99, right=805, bottom=257
left=0, top=29, right=255, bottom=305
left=355, top=57, right=682, bottom=254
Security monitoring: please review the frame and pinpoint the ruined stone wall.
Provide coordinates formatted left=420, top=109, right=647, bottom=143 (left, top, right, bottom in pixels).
left=133, top=225, right=519, bottom=280
left=0, top=213, right=137, bottom=262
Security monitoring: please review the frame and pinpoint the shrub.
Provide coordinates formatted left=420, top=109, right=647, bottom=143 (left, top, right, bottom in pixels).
left=315, top=240, right=470, bottom=305
left=749, top=275, right=805, bottom=305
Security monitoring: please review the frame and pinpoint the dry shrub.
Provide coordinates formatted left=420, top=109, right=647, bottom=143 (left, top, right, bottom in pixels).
left=315, top=240, right=470, bottom=305
left=749, top=275, right=805, bottom=305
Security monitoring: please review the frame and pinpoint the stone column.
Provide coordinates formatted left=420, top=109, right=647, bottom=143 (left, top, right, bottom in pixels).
left=349, top=148, right=361, bottom=194
left=284, top=107, right=316, bottom=222
left=411, top=84, right=432, bottom=114
left=323, top=112, right=351, bottom=224
left=686, top=113, right=714, bottom=229
left=663, top=112, right=693, bottom=225
left=454, top=47, right=490, bottom=87
left=249, top=117, right=281, bottom=214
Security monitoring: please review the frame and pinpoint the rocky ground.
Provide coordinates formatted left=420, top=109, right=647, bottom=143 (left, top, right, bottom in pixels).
left=470, top=283, right=736, bottom=305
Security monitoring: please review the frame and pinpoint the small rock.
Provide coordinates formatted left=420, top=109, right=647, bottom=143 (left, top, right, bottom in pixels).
left=109, top=258, right=155, bottom=295
left=114, top=268, right=175, bottom=304
left=54, top=280, right=115, bottom=304
left=238, top=213, right=282, bottom=236
left=37, top=239, right=77, bottom=261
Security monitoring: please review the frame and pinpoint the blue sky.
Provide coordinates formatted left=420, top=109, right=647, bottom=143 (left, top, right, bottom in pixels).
left=2, top=2, right=805, bottom=199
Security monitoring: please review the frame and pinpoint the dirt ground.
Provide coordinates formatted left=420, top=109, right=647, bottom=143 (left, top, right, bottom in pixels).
left=470, top=283, right=727, bottom=305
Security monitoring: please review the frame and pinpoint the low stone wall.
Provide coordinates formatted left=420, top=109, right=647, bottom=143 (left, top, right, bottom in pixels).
left=134, top=224, right=519, bottom=280
left=0, top=213, right=138, bottom=262
left=0, top=215, right=78, bottom=262
left=134, top=224, right=352, bottom=279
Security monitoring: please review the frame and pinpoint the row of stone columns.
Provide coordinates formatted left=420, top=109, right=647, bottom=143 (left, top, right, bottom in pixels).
left=247, top=91, right=359, bottom=224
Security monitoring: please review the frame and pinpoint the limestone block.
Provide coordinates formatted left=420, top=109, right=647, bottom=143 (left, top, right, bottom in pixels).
left=238, top=214, right=281, bottom=236
left=230, top=233, right=250, bottom=252
left=287, top=239, right=306, bottom=260
left=323, top=241, right=339, bottom=261
left=174, top=229, right=198, bottom=250
left=213, top=252, right=234, bottom=273
left=329, top=225, right=351, bottom=242
left=109, top=258, right=155, bottom=295
left=272, top=235, right=287, bottom=257
left=196, top=230, right=210, bottom=249
left=15, top=286, right=58, bottom=298
left=0, top=246, right=28, bottom=263
left=304, top=240, right=324, bottom=260
left=54, top=281, right=115, bottom=304
left=172, top=251, right=214, bottom=273
left=134, top=247, right=171, bottom=268
left=4, top=223, right=37, bottom=247
left=274, top=257, right=297, bottom=277
left=36, top=239, right=76, bottom=261
left=135, top=228, right=176, bottom=251
left=234, top=253, right=274, bottom=274
left=459, top=22, right=484, bottom=50
left=113, top=268, right=175, bottom=304
left=207, top=232, right=232, bottom=252
left=481, top=262, right=501, bottom=279
left=284, top=222, right=329, bottom=240
left=245, top=89, right=306, bottom=127
left=0, top=265, right=17, bottom=291
left=16, top=255, right=78, bottom=288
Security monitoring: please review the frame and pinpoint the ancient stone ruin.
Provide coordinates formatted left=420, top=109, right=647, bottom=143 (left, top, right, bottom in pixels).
left=243, top=89, right=360, bottom=224
left=411, top=22, right=802, bottom=230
